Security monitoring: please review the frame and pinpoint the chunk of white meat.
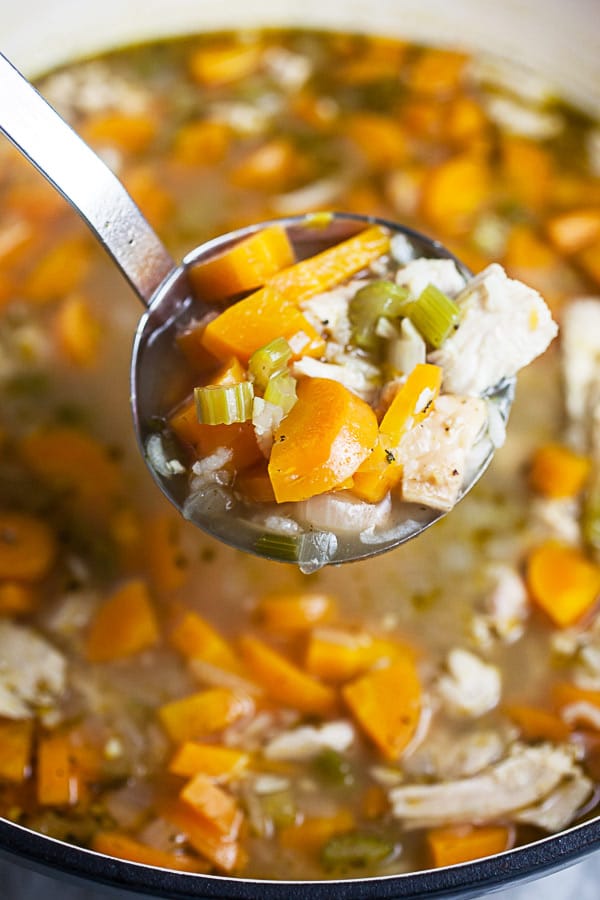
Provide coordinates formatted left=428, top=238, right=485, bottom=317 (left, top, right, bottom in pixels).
left=514, top=771, right=592, bottom=832
left=299, top=282, right=357, bottom=347
left=402, top=727, right=508, bottom=780
left=398, top=394, right=487, bottom=512
left=395, top=258, right=466, bottom=299
left=560, top=298, right=600, bottom=453
left=483, top=95, right=563, bottom=139
left=389, top=743, right=577, bottom=828
left=429, top=264, right=558, bottom=397
left=528, top=496, right=582, bottom=546
left=263, top=720, right=355, bottom=761
left=0, top=622, right=66, bottom=719
left=296, top=491, right=391, bottom=535
left=471, top=564, right=529, bottom=646
left=292, top=355, right=379, bottom=403
left=272, top=177, right=345, bottom=217
left=262, top=46, right=312, bottom=90
left=551, top=622, right=600, bottom=691
left=252, top=397, right=284, bottom=457
left=436, top=648, right=501, bottom=718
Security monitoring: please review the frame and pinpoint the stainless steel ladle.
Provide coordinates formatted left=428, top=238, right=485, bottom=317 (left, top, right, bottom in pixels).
left=0, top=52, right=514, bottom=570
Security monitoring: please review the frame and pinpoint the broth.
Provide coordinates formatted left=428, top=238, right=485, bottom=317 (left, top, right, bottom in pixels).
left=0, top=29, right=599, bottom=880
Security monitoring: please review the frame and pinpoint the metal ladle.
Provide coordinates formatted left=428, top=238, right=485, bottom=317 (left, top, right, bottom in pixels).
left=0, top=52, right=513, bottom=570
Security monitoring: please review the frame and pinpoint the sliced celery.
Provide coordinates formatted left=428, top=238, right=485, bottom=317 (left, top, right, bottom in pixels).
left=408, top=283, right=460, bottom=349
left=194, top=381, right=254, bottom=425
left=320, top=832, right=394, bottom=870
left=349, top=281, right=411, bottom=352
left=264, top=370, right=297, bottom=414
left=255, top=532, right=299, bottom=561
left=249, top=337, right=292, bottom=390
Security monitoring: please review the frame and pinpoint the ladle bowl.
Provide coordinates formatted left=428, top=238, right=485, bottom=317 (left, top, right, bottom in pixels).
left=0, top=52, right=514, bottom=569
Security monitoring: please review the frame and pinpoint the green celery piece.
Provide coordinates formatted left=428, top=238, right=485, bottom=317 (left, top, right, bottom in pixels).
left=264, top=370, right=297, bottom=414
left=408, top=283, right=460, bottom=349
left=194, top=381, right=254, bottom=425
left=249, top=337, right=292, bottom=391
left=349, top=281, right=411, bottom=352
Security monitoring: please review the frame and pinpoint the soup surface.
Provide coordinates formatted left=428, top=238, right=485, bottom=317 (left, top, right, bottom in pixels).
left=0, top=29, right=600, bottom=881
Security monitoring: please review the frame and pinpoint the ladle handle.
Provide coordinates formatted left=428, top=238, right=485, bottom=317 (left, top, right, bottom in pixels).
left=0, top=52, right=174, bottom=306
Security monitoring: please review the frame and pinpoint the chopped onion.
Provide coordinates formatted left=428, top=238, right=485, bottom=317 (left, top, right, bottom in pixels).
left=297, top=491, right=392, bottom=534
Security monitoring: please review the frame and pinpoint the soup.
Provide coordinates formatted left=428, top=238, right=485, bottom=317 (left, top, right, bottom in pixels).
left=0, top=29, right=599, bottom=881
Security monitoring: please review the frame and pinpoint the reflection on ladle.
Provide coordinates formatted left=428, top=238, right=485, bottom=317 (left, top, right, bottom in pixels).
left=0, top=52, right=515, bottom=569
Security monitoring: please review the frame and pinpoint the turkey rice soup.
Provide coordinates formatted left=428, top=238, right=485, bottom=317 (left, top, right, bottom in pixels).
left=0, top=29, right=599, bottom=880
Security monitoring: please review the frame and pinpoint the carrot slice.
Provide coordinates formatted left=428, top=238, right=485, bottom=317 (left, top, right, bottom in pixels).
left=85, top=579, right=159, bottom=663
left=504, top=703, right=571, bottom=743
left=0, top=511, right=57, bottom=581
left=0, top=581, right=38, bottom=615
left=353, top=363, right=442, bottom=503
left=180, top=773, right=242, bottom=837
left=279, top=809, right=355, bottom=853
left=189, top=225, right=295, bottom=302
left=55, top=295, right=101, bottom=366
left=526, top=540, right=600, bottom=627
left=144, top=513, right=188, bottom=593
left=159, top=689, right=254, bottom=743
left=268, top=378, right=378, bottom=503
left=306, top=629, right=413, bottom=683
left=421, top=155, right=489, bottom=235
left=239, top=635, right=337, bottom=716
left=546, top=209, right=600, bottom=254
left=169, top=610, right=243, bottom=674
left=169, top=743, right=249, bottom=780
left=529, top=443, right=591, bottom=499
left=256, top=590, right=337, bottom=632
left=201, top=225, right=390, bottom=362
left=427, top=825, right=512, bottom=867
left=169, top=397, right=263, bottom=471
left=161, top=799, right=243, bottom=872
left=84, top=112, right=156, bottom=153
left=342, top=655, right=421, bottom=760
left=92, top=831, right=205, bottom=872
left=0, top=719, right=33, bottom=783
left=37, top=732, right=80, bottom=806
left=23, top=236, right=92, bottom=303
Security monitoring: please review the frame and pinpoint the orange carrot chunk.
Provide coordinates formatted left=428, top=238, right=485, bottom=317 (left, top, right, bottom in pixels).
left=37, top=732, right=81, bottom=806
left=342, top=655, right=421, bottom=760
left=0, top=512, right=57, bottom=582
left=239, top=635, right=336, bottom=716
left=180, top=773, right=242, bottom=837
left=427, top=825, right=512, bottom=867
left=0, top=719, right=33, bottom=783
left=92, top=831, right=205, bottom=872
left=279, top=809, right=355, bottom=853
left=504, top=703, right=571, bottom=743
left=159, top=689, right=254, bottom=744
left=144, top=513, right=188, bottom=593
left=169, top=743, right=249, bottom=780
left=85, top=579, right=159, bottom=663
left=162, top=799, right=243, bottom=873
left=169, top=397, right=263, bottom=471
left=546, top=209, right=600, bottom=254
left=268, top=378, right=379, bottom=503
left=256, top=590, right=337, bottom=632
left=169, top=610, right=243, bottom=674
left=189, top=225, right=295, bottom=302
left=529, top=443, right=591, bottom=499
left=526, top=540, right=600, bottom=627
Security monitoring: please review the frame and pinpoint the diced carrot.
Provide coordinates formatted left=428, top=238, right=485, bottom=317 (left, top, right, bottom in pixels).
left=279, top=809, right=355, bottom=853
left=529, top=443, right=591, bottom=499
left=504, top=703, right=571, bottom=743
left=169, top=610, right=243, bottom=674
left=189, top=226, right=295, bottom=302
left=209, top=357, right=247, bottom=386
left=445, top=96, right=488, bottom=145
left=37, top=731, right=81, bottom=806
left=144, top=513, right=188, bottom=593
left=169, top=398, right=263, bottom=470
left=124, top=166, right=175, bottom=232
left=0, top=512, right=57, bottom=582
left=158, top=688, right=254, bottom=743
left=546, top=209, right=600, bottom=254
left=342, top=655, right=421, bottom=760
left=169, top=743, right=249, bottom=780
left=180, top=773, right=241, bottom=836
left=23, top=236, right=92, bottom=303
left=421, top=154, right=489, bottom=235
left=188, top=43, right=262, bottom=86
left=20, top=426, right=122, bottom=517
left=305, top=628, right=412, bottom=683
left=200, top=288, right=325, bottom=363
left=345, top=113, right=407, bottom=169
left=161, top=799, right=243, bottom=872
left=268, top=378, right=378, bottom=503
left=55, top=295, right=101, bottom=366
left=234, top=461, right=276, bottom=503
left=337, top=37, right=406, bottom=84
left=408, top=49, right=468, bottom=96
left=85, top=579, right=159, bottom=663
left=526, top=541, right=600, bottom=627
left=502, top=136, right=553, bottom=210
left=0, top=581, right=38, bottom=615
left=504, top=224, right=559, bottom=271
left=353, top=363, right=442, bottom=503
left=256, top=590, right=336, bottom=632
left=0, top=719, right=33, bottom=782
left=92, top=831, right=205, bottom=872
left=172, top=120, right=231, bottom=166
left=230, top=138, right=305, bottom=191
left=577, top=238, right=600, bottom=286
left=427, top=825, right=512, bottom=867
left=201, top=225, right=390, bottom=362
left=238, top=635, right=337, bottom=716
left=85, top=112, right=156, bottom=153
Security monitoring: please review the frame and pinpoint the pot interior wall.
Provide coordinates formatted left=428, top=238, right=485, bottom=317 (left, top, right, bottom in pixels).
left=2, top=0, right=600, bottom=114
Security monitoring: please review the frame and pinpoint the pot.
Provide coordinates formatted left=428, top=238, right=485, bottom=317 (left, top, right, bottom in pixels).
left=1, top=1, right=599, bottom=897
